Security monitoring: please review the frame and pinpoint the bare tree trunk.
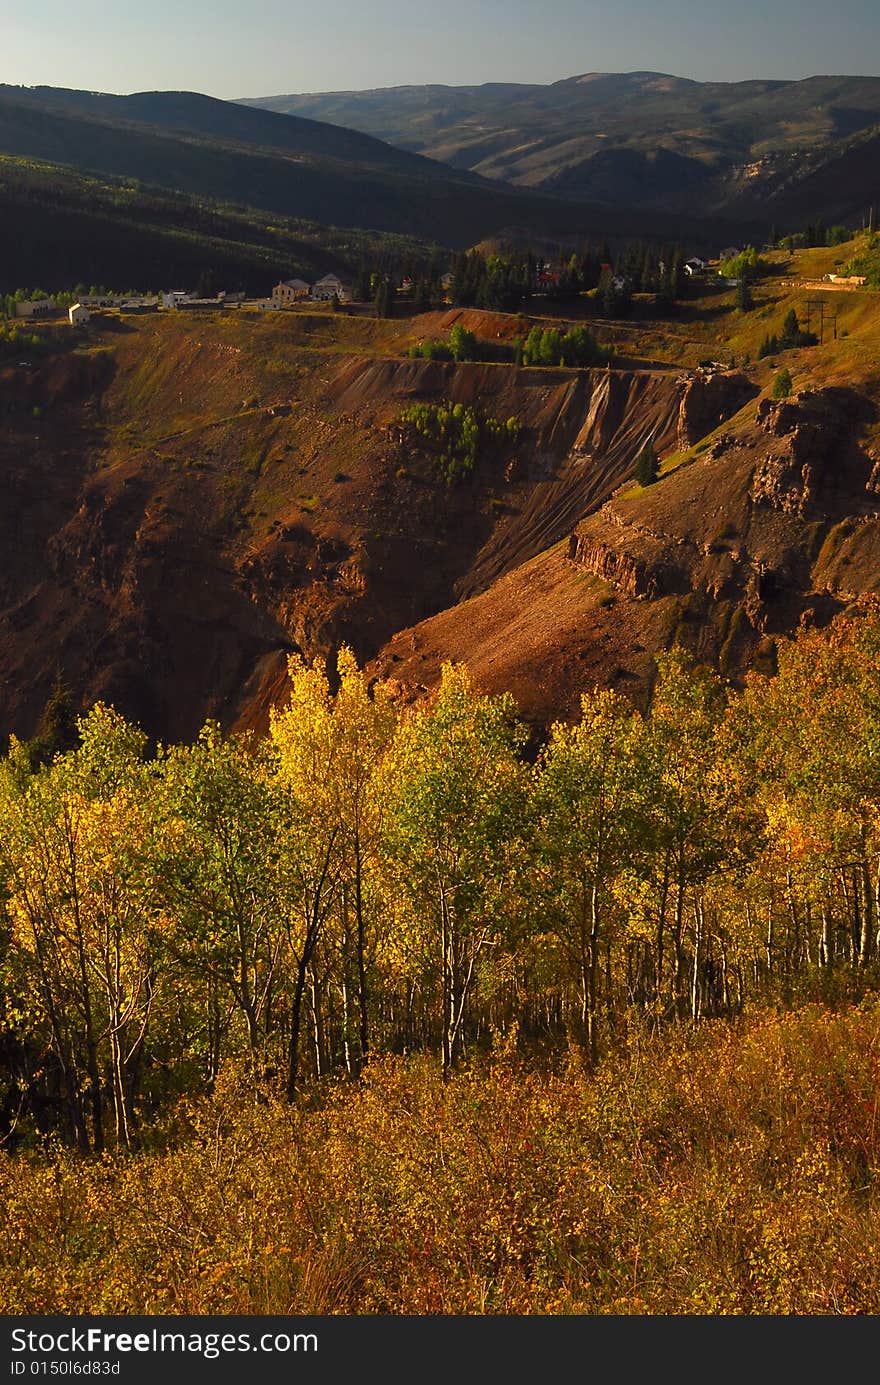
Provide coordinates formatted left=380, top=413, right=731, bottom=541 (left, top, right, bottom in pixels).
left=691, top=898, right=703, bottom=1022
left=309, top=973, right=323, bottom=1079
left=655, top=859, right=670, bottom=1014
left=354, top=852, right=370, bottom=1068
left=340, top=977, right=352, bottom=1077
left=820, top=904, right=834, bottom=969
left=440, top=883, right=453, bottom=1078
left=859, top=859, right=874, bottom=967
left=586, top=884, right=600, bottom=1069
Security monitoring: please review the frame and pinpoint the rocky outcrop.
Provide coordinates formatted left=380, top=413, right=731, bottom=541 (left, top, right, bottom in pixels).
left=677, top=370, right=758, bottom=448
left=567, top=529, right=686, bottom=599
left=750, top=453, right=815, bottom=516
left=751, top=387, right=874, bottom=516
left=0, top=349, right=115, bottom=412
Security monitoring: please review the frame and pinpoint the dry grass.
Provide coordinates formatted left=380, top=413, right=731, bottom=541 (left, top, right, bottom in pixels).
left=3, top=1003, right=880, bottom=1314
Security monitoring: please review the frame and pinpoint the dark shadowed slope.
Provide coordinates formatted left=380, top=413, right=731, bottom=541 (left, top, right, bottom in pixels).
left=245, top=72, right=880, bottom=225
left=0, top=84, right=758, bottom=248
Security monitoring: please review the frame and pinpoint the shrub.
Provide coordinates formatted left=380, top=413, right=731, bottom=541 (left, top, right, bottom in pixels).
left=397, top=401, right=521, bottom=485
left=760, top=311, right=818, bottom=358
left=5, top=1010, right=880, bottom=1314
left=719, top=246, right=767, bottom=280
left=522, top=323, right=611, bottom=368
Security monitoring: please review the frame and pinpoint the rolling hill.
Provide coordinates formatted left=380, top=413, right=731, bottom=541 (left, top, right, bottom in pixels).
left=0, top=155, right=434, bottom=297
left=244, top=71, right=880, bottom=226
left=0, top=83, right=756, bottom=250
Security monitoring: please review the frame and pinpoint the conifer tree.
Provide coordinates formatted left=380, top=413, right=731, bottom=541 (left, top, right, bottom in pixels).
left=635, top=440, right=659, bottom=486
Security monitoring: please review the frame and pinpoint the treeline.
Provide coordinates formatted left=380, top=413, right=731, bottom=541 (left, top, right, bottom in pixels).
left=448, top=244, right=690, bottom=315
left=355, top=260, right=445, bottom=315
left=4, top=612, right=880, bottom=1150
left=406, top=322, right=611, bottom=367
left=758, top=307, right=819, bottom=359
left=0, top=155, right=433, bottom=298
left=775, top=220, right=852, bottom=251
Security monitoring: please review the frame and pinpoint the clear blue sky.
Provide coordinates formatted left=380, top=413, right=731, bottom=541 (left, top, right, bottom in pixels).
left=3, top=0, right=879, bottom=99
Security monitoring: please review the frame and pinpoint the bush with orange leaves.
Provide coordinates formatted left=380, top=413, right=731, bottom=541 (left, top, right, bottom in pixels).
left=2, top=1001, right=880, bottom=1315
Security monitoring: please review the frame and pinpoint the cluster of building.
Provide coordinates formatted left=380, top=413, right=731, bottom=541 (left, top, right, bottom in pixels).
left=265, top=273, right=352, bottom=308
left=157, top=274, right=356, bottom=314
left=11, top=273, right=360, bottom=330
left=14, top=294, right=158, bottom=323
left=159, top=290, right=246, bottom=311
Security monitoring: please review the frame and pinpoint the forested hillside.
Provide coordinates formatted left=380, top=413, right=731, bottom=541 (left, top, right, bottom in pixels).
left=3, top=611, right=880, bottom=1138
left=0, top=84, right=745, bottom=248
left=3, top=614, right=880, bottom=1312
left=247, top=71, right=880, bottom=227
left=0, top=156, right=432, bottom=295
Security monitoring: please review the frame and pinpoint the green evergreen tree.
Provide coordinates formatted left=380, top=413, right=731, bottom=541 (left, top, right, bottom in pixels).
left=635, top=440, right=659, bottom=486
left=373, top=277, right=393, bottom=319
left=736, top=278, right=754, bottom=312
left=26, top=672, right=80, bottom=769
left=354, top=262, right=372, bottom=302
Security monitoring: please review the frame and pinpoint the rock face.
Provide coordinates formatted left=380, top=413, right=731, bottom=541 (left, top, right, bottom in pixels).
left=0, top=350, right=115, bottom=413
left=750, top=388, right=874, bottom=516
left=567, top=529, right=685, bottom=599
left=677, top=370, right=758, bottom=448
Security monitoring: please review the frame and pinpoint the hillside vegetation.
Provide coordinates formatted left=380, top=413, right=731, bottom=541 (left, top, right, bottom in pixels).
left=3, top=1006, right=880, bottom=1314
left=4, top=616, right=880, bottom=1311
left=0, top=84, right=743, bottom=249
left=0, top=155, right=432, bottom=296
left=246, top=71, right=880, bottom=226
left=5, top=229, right=880, bottom=1317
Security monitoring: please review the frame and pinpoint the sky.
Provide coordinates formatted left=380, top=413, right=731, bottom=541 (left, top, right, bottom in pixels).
left=2, top=0, right=879, bottom=99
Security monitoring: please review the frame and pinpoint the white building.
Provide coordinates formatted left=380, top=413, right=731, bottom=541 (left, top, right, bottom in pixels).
left=161, top=291, right=192, bottom=310
left=311, top=274, right=350, bottom=302
left=68, top=303, right=90, bottom=327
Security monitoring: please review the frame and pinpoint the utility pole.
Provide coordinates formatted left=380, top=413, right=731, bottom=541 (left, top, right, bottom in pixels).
left=806, top=298, right=827, bottom=344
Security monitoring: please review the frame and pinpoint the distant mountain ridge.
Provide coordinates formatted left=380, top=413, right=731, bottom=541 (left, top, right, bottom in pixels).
left=241, top=71, right=880, bottom=225
left=0, top=83, right=756, bottom=249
